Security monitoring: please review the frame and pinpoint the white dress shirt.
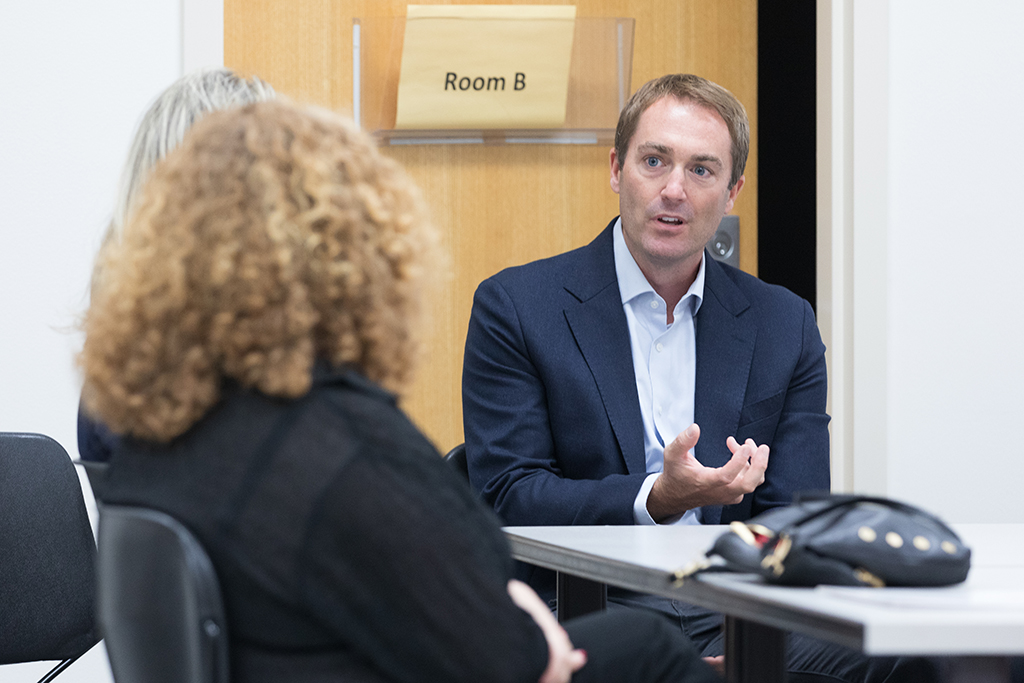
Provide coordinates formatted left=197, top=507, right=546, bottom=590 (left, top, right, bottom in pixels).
left=612, top=219, right=706, bottom=526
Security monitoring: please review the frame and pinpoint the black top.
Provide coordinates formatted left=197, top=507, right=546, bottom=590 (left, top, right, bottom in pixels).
left=103, top=367, right=547, bottom=683
left=77, top=403, right=118, bottom=462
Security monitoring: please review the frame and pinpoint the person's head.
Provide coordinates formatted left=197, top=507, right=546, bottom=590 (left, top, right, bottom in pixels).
left=614, top=74, right=748, bottom=189
left=610, top=75, right=748, bottom=290
left=107, top=68, right=276, bottom=246
left=80, top=100, right=439, bottom=443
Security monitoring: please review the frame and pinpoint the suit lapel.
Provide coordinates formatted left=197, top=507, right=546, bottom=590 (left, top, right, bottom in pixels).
left=694, top=255, right=756, bottom=524
left=562, top=221, right=647, bottom=476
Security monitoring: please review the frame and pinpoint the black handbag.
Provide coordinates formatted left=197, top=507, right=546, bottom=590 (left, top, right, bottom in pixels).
left=677, top=495, right=971, bottom=588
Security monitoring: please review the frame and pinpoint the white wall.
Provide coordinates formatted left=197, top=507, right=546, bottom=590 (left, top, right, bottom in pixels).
left=0, top=1, right=182, bottom=453
left=822, top=0, right=1024, bottom=522
left=886, top=1, right=1024, bottom=521
left=0, top=1, right=182, bottom=680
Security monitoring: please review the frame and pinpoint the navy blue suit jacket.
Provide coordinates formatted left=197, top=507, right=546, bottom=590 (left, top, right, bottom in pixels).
left=462, top=219, right=830, bottom=529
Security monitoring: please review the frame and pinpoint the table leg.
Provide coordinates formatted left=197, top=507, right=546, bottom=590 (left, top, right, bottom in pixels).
left=555, top=572, right=607, bottom=623
left=724, top=615, right=786, bottom=683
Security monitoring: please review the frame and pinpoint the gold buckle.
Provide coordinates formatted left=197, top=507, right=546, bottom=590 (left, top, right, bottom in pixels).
left=760, top=534, right=792, bottom=577
left=669, top=558, right=710, bottom=587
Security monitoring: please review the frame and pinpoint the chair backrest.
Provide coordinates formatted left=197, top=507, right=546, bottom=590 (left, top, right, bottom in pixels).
left=443, top=442, right=469, bottom=483
left=98, top=505, right=229, bottom=683
left=0, top=432, right=99, bottom=669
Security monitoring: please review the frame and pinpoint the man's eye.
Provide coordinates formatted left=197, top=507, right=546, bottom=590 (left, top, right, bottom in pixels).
left=693, top=165, right=708, bottom=177
left=644, top=157, right=661, bottom=168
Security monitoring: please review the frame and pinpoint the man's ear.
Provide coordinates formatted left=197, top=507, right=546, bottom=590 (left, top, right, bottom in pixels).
left=609, top=147, right=621, bottom=195
left=724, top=174, right=745, bottom=213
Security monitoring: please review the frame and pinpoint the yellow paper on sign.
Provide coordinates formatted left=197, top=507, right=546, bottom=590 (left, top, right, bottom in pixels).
left=395, top=5, right=576, bottom=129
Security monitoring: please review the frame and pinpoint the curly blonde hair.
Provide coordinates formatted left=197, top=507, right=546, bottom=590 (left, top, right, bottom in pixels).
left=80, top=100, right=438, bottom=442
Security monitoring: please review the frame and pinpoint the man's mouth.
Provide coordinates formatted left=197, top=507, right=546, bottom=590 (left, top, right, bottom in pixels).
left=656, top=216, right=684, bottom=225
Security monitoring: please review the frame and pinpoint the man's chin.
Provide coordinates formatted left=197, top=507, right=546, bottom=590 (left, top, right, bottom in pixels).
left=641, top=238, right=704, bottom=265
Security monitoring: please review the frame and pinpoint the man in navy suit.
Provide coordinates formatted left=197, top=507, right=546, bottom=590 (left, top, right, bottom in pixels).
left=462, top=74, right=927, bottom=682
left=464, top=73, right=827, bottom=531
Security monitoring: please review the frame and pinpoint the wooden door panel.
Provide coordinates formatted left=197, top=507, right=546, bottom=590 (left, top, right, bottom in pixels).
left=226, top=0, right=757, bottom=452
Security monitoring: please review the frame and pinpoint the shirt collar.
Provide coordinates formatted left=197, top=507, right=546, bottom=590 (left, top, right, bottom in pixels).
left=612, top=217, right=705, bottom=314
left=310, top=361, right=397, bottom=406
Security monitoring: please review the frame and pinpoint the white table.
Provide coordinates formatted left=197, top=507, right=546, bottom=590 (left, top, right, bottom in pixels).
left=504, top=524, right=1024, bottom=682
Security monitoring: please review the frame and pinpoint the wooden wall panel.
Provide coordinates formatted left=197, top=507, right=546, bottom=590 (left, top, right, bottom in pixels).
left=225, top=0, right=757, bottom=453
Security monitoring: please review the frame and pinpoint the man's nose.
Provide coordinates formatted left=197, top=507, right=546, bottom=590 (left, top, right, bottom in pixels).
left=661, top=167, right=686, bottom=201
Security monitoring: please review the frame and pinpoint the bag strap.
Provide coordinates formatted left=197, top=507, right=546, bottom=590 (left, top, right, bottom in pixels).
left=777, top=494, right=963, bottom=542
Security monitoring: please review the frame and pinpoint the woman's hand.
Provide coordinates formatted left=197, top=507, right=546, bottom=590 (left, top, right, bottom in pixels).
left=507, top=580, right=587, bottom=683
left=703, top=655, right=725, bottom=677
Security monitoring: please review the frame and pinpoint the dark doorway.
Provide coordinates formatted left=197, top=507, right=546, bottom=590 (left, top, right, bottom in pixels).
left=757, top=2, right=817, bottom=310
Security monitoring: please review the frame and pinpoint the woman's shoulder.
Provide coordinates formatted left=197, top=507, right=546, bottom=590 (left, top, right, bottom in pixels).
left=308, top=367, right=436, bottom=457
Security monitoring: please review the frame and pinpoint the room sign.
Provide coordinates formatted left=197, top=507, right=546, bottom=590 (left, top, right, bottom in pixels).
left=395, top=5, right=576, bottom=129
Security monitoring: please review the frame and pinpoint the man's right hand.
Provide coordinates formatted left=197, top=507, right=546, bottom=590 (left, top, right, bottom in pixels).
left=646, top=424, right=769, bottom=523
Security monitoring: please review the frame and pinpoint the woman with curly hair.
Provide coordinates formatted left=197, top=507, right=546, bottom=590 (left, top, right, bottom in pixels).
left=78, top=66, right=275, bottom=463
left=81, top=100, right=717, bottom=683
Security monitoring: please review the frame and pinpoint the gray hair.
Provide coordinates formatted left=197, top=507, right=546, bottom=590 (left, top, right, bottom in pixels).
left=106, top=67, right=276, bottom=245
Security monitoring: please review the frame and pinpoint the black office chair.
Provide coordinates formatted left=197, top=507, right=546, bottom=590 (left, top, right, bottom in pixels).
left=0, top=432, right=100, bottom=683
left=443, top=442, right=469, bottom=483
left=97, top=505, right=229, bottom=683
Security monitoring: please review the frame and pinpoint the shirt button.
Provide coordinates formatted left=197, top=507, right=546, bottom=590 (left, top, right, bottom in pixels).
left=655, top=343, right=664, bottom=353
left=649, top=300, right=659, bottom=309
